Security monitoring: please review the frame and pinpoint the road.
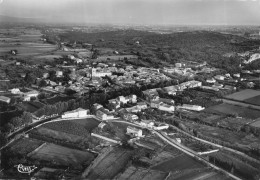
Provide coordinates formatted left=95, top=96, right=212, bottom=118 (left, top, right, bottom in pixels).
left=0, top=115, right=60, bottom=151
left=168, top=124, right=260, bottom=165
left=111, top=120, right=242, bottom=180
left=154, top=131, right=242, bottom=180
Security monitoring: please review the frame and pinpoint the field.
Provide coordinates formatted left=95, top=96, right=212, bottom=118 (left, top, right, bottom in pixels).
left=8, top=137, right=44, bottom=155
left=28, top=143, right=95, bottom=166
left=225, top=89, right=260, bottom=101
left=44, top=95, right=75, bottom=105
left=181, top=121, right=260, bottom=152
left=209, top=151, right=260, bottom=180
left=31, top=118, right=100, bottom=148
left=70, top=118, right=100, bottom=132
left=0, top=28, right=57, bottom=58
left=244, top=95, right=260, bottom=106
left=250, top=119, right=260, bottom=128
left=152, top=154, right=205, bottom=172
left=205, top=103, right=260, bottom=119
left=115, top=166, right=168, bottom=180
left=86, top=147, right=133, bottom=179
left=168, top=169, right=232, bottom=180
left=16, top=101, right=45, bottom=113
left=41, top=120, right=91, bottom=137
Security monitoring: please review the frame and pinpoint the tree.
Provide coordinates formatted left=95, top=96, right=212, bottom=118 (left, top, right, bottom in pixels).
left=5, top=123, right=15, bottom=133
left=10, top=117, right=22, bottom=128
left=38, top=79, right=47, bottom=87
left=21, top=112, right=33, bottom=125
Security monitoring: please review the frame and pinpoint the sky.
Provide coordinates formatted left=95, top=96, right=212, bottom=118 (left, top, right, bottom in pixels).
left=0, top=0, right=260, bottom=25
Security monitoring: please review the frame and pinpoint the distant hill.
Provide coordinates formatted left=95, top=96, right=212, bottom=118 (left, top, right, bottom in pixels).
left=0, top=15, right=42, bottom=24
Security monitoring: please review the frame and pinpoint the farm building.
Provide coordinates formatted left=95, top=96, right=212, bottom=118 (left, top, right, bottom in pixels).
left=0, top=96, right=11, bottom=103
left=177, top=104, right=205, bottom=111
left=127, top=126, right=142, bottom=137
left=23, top=90, right=40, bottom=101
left=62, top=108, right=89, bottom=118
left=10, top=88, right=21, bottom=94
left=96, top=109, right=114, bottom=120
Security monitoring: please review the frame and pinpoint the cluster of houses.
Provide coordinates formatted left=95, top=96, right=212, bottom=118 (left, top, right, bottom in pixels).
left=0, top=88, right=40, bottom=104
left=61, top=108, right=89, bottom=119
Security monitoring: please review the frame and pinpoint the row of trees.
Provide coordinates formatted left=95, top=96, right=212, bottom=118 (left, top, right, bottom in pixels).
left=2, top=112, right=32, bottom=134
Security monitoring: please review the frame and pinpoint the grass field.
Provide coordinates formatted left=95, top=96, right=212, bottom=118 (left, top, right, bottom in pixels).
left=181, top=121, right=260, bottom=152
left=70, top=118, right=100, bottom=132
left=28, top=143, right=95, bottom=166
left=250, top=120, right=260, bottom=128
left=205, top=103, right=260, bottom=119
left=44, top=95, right=75, bottom=105
left=8, top=137, right=44, bottom=155
left=0, top=28, right=57, bottom=58
left=41, top=120, right=91, bottom=137
left=115, top=166, right=168, bottom=180
left=16, top=101, right=45, bottom=113
left=168, top=169, right=231, bottom=180
left=86, top=147, right=133, bottom=179
left=225, top=89, right=260, bottom=101
left=152, top=154, right=205, bottom=172
left=244, top=95, right=260, bottom=106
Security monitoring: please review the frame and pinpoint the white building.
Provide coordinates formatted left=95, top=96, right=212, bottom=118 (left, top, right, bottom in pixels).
left=91, top=68, right=112, bottom=77
left=178, top=104, right=205, bottom=111
left=127, top=126, right=142, bottom=137
left=62, top=108, right=89, bottom=118
left=214, top=75, right=225, bottom=81
left=10, top=88, right=21, bottom=94
left=23, top=90, right=39, bottom=101
left=206, top=78, right=216, bottom=84
left=96, top=110, right=114, bottom=120
left=154, top=123, right=169, bottom=130
left=158, top=103, right=175, bottom=112
left=0, top=96, right=11, bottom=103
left=56, top=71, right=63, bottom=77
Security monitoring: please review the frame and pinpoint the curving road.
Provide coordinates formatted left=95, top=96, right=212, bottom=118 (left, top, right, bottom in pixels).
left=111, top=120, right=242, bottom=180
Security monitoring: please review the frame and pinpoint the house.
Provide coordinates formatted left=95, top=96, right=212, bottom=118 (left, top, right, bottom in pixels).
left=137, top=102, right=147, bottom=109
left=126, top=106, right=142, bottom=113
left=10, top=88, right=21, bottom=94
left=214, top=75, right=225, bottom=81
left=158, top=103, right=175, bottom=112
left=175, top=63, right=182, bottom=68
left=154, top=123, right=169, bottom=130
left=98, top=122, right=106, bottom=129
left=212, top=83, right=223, bottom=89
left=62, top=108, right=89, bottom=118
left=159, top=98, right=175, bottom=105
left=233, top=73, right=240, bottom=78
left=96, top=109, right=114, bottom=120
left=138, top=120, right=154, bottom=128
left=127, top=126, right=142, bottom=137
left=93, top=103, right=103, bottom=110
left=178, top=104, right=205, bottom=111
left=96, top=110, right=107, bottom=120
left=43, top=73, right=49, bottom=79
left=142, top=89, right=159, bottom=102
left=0, top=96, right=11, bottom=103
left=206, top=78, right=216, bottom=84
left=123, top=114, right=138, bottom=121
left=117, top=96, right=128, bottom=104
left=56, top=71, right=63, bottom=77
left=176, top=138, right=181, bottom=143
left=150, top=100, right=160, bottom=108
left=24, top=90, right=39, bottom=98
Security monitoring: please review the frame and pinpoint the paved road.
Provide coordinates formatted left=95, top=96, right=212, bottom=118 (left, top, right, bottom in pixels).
left=169, top=124, right=260, bottom=165
left=153, top=131, right=242, bottom=180
left=0, top=116, right=60, bottom=151
left=111, top=120, right=242, bottom=180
